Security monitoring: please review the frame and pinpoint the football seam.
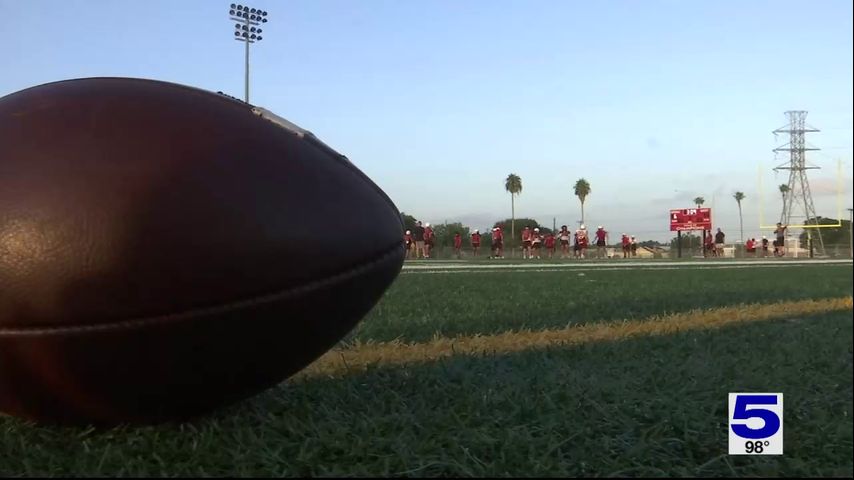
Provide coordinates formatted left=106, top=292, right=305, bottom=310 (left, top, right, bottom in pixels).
left=0, top=242, right=403, bottom=337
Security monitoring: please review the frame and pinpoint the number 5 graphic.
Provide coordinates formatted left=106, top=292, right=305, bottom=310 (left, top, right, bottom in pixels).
left=731, top=395, right=781, bottom=439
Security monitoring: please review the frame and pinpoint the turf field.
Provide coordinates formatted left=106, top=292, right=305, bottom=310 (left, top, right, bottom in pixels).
left=1, top=261, right=852, bottom=477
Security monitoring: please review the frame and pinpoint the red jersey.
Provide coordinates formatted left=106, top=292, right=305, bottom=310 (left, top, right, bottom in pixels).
left=453, top=234, right=462, bottom=248
left=622, top=235, right=630, bottom=246
left=494, top=229, right=503, bottom=241
left=545, top=234, right=555, bottom=248
left=424, top=227, right=434, bottom=241
left=404, top=233, right=412, bottom=243
left=521, top=229, right=532, bottom=242
left=595, top=229, right=607, bottom=241
left=471, top=233, right=481, bottom=245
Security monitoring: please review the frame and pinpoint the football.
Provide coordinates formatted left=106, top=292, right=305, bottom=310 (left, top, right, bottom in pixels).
left=0, top=77, right=405, bottom=425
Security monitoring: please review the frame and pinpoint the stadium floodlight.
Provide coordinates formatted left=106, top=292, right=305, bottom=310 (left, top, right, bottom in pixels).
left=228, top=4, right=269, bottom=103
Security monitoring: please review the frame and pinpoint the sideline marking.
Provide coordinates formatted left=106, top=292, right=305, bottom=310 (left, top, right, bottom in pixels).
left=295, top=297, right=854, bottom=380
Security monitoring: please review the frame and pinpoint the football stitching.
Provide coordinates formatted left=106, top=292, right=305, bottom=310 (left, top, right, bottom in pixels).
left=2, top=78, right=405, bottom=337
left=0, top=243, right=403, bottom=337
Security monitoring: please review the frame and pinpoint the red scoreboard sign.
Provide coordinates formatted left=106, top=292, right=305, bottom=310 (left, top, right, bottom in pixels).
left=670, top=207, right=712, bottom=231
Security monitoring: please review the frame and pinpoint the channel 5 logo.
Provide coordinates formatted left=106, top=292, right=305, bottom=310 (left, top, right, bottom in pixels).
left=728, top=393, right=783, bottom=455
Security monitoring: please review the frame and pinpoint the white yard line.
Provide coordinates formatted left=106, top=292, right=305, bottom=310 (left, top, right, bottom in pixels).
left=401, top=258, right=853, bottom=272
left=400, top=265, right=801, bottom=274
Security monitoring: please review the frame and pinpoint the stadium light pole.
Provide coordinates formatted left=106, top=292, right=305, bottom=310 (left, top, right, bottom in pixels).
left=228, top=4, right=268, bottom=103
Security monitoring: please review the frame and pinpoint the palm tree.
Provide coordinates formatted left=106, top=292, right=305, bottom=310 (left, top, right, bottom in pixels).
left=574, top=178, right=591, bottom=225
left=505, top=174, right=522, bottom=253
left=734, top=191, right=745, bottom=244
left=694, top=196, right=707, bottom=253
left=778, top=184, right=790, bottom=223
left=778, top=184, right=790, bottom=203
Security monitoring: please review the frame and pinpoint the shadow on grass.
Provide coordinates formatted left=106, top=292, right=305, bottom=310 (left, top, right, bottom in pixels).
left=2, top=311, right=852, bottom=477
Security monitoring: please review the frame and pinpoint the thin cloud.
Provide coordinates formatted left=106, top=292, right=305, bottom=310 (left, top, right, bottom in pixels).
left=646, top=137, right=661, bottom=150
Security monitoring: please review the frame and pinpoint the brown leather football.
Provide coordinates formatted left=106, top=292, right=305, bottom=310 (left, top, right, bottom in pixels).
left=0, top=77, right=405, bottom=425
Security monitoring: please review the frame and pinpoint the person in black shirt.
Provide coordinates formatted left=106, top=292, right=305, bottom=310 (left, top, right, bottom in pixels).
left=413, top=221, right=426, bottom=259
left=714, top=228, right=725, bottom=257
left=774, top=223, right=788, bottom=257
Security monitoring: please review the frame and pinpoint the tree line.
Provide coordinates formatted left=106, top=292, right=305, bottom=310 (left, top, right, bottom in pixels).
left=403, top=176, right=842, bottom=251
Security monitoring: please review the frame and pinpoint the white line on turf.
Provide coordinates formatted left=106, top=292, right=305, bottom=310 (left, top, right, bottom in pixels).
left=401, top=265, right=839, bottom=275
left=401, top=258, right=853, bottom=272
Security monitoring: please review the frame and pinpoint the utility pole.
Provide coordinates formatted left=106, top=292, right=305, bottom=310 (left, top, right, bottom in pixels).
left=228, top=4, right=269, bottom=103
left=773, top=111, right=824, bottom=255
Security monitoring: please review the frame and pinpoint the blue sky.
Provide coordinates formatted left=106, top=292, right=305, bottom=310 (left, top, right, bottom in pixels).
left=3, top=0, right=852, bottom=242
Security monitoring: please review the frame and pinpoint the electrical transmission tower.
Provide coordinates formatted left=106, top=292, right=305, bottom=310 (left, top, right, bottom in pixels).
left=772, top=110, right=824, bottom=255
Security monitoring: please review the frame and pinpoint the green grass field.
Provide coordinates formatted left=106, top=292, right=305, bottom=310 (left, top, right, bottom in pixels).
left=355, top=262, right=852, bottom=343
left=1, top=263, right=852, bottom=477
